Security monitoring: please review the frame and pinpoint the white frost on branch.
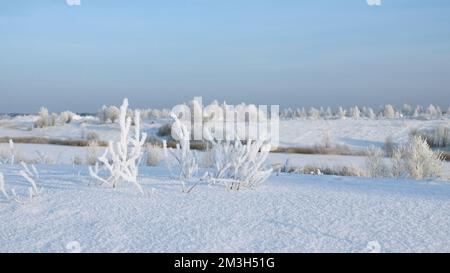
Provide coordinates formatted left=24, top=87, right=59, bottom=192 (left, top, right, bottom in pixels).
left=89, top=98, right=147, bottom=193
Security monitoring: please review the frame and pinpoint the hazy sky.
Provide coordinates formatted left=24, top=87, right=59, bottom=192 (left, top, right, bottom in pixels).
left=1, top=0, right=450, bottom=113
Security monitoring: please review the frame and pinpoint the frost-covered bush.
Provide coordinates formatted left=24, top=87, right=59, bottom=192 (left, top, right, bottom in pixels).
left=208, top=138, right=272, bottom=190
left=391, top=136, right=444, bottom=180
left=98, top=105, right=120, bottom=123
left=86, top=140, right=100, bottom=165
left=383, top=104, right=396, bottom=119
left=34, top=107, right=57, bottom=128
left=337, top=107, right=346, bottom=119
left=89, top=99, right=147, bottom=193
left=365, top=147, right=389, bottom=178
left=350, top=106, right=360, bottom=119
left=58, top=111, right=75, bottom=124
left=308, top=107, right=320, bottom=120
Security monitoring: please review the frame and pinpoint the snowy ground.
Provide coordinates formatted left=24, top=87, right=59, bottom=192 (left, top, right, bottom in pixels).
left=1, top=116, right=450, bottom=253
left=1, top=164, right=450, bottom=253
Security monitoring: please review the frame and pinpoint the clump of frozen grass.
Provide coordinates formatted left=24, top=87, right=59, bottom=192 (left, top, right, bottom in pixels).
left=0, top=139, right=15, bottom=165
left=365, top=146, right=389, bottom=178
left=199, top=147, right=215, bottom=168
left=146, top=144, right=164, bottom=166
left=1, top=162, right=43, bottom=204
left=89, top=98, right=147, bottom=194
left=98, top=105, right=120, bottom=123
left=0, top=140, right=33, bottom=165
left=86, top=140, right=100, bottom=166
left=163, top=113, right=200, bottom=193
left=280, top=164, right=365, bottom=177
left=410, top=126, right=449, bottom=148
left=207, top=138, right=273, bottom=190
left=34, top=150, right=55, bottom=164
left=391, top=135, right=444, bottom=180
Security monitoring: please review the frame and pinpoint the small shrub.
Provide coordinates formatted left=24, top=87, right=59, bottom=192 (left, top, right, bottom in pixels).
left=59, top=111, right=74, bottom=124
left=391, top=136, right=444, bottom=180
left=365, top=147, right=389, bottom=178
left=410, top=126, right=449, bottom=148
left=86, top=140, right=100, bottom=165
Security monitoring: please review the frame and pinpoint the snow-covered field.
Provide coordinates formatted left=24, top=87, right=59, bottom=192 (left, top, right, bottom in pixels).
left=1, top=115, right=449, bottom=253
left=1, top=115, right=449, bottom=150
left=1, top=164, right=450, bottom=253
left=2, top=143, right=450, bottom=179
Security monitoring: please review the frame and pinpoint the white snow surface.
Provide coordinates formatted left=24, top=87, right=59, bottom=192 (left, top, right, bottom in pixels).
left=1, top=164, right=450, bottom=253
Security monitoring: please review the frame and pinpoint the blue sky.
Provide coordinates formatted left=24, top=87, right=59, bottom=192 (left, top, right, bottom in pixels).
left=1, top=0, right=450, bottom=112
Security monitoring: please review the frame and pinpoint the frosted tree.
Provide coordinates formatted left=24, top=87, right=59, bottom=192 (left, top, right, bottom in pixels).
left=308, top=107, right=320, bottom=120
left=436, top=106, right=442, bottom=119
left=402, top=104, right=413, bottom=117
left=365, top=107, right=376, bottom=119
left=89, top=99, right=147, bottom=193
left=383, top=104, right=396, bottom=119
left=337, top=106, right=346, bottom=119
left=98, top=105, right=108, bottom=123
left=35, top=107, right=57, bottom=128
left=58, top=111, right=74, bottom=124
left=426, top=104, right=437, bottom=118
left=350, top=106, right=361, bottom=119
left=107, top=106, right=120, bottom=123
